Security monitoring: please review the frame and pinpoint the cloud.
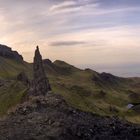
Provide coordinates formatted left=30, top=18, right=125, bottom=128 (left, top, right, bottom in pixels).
left=50, top=41, right=86, bottom=47
left=49, top=0, right=99, bottom=13
left=50, top=1, right=78, bottom=11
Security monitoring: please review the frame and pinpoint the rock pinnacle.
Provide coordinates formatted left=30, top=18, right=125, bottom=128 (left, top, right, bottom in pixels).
left=32, top=46, right=51, bottom=96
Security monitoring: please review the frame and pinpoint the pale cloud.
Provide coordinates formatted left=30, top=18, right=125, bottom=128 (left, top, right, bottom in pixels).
left=50, top=1, right=77, bottom=11
left=49, top=0, right=99, bottom=14
left=50, top=41, right=86, bottom=47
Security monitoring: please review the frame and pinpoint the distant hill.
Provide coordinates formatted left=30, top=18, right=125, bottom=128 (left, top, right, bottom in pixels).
left=0, top=44, right=140, bottom=123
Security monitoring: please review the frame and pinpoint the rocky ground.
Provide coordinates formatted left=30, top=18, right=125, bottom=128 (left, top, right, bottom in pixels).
left=0, top=93, right=140, bottom=140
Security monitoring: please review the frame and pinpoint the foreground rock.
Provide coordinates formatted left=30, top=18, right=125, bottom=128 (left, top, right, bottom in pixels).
left=0, top=93, right=140, bottom=140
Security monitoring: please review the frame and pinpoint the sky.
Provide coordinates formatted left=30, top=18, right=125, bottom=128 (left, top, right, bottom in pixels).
left=0, top=0, right=140, bottom=77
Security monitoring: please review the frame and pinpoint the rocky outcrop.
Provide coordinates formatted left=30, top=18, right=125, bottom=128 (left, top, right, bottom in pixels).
left=0, top=44, right=23, bottom=61
left=0, top=93, right=140, bottom=140
left=31, top=46, right=51, bottom=96
left=17, top=72, right=30, bottom=86
left=0, top=80, right=4, bottom=87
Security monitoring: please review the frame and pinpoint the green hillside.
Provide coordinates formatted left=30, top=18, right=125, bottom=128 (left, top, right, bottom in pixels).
left=0, top=57, right=140, bottom=123
left=49, top=60, right=140, bottom=123
left=0, top=56, right=32, bottom=79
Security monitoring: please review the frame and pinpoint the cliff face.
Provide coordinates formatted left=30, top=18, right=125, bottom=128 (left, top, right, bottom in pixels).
left=0, top=44, right=23, bottom=61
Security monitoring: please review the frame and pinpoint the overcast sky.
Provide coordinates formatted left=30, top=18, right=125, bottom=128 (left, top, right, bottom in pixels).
left=0, top=0, right=140, bottom=77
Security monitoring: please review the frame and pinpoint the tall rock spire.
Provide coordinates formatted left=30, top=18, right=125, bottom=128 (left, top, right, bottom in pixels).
left=32, top=46, right=51, bottom=96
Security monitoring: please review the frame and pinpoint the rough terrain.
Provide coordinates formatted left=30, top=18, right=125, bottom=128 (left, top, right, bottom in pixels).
left=0, top=93, right=140, bottom=140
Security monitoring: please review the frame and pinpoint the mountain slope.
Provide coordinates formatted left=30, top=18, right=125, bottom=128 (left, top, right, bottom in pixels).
left=0, top=56, right=32, bottom=79
left=0, top=80, right=27, bottom=115
left=0, top=45, right=140, bottom=123
left=45, top=60, right=140, bottom=123
left=0, top=57, right=140, bottom=123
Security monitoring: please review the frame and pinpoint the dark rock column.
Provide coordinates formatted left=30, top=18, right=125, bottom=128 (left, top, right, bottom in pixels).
left=32, top=46, right=51, bottom=96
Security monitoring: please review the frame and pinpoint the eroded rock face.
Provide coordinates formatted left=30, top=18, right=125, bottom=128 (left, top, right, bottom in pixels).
left=0, top=44, right=23, bottom=61
left=32, top=46, right=51, bottom=96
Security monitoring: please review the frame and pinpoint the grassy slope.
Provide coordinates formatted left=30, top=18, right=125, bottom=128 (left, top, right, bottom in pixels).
left=0, top=57, right=30, bottom=116
left=0, top=56, right=32, bottom=79
left=0, top=81, right=27, bottom=115
left=0, top=57, right=140, bottom=123
left=49, top=60, right=140, bottom=123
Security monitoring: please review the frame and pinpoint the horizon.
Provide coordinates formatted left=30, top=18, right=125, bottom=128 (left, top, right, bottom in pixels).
left=0, top=0, right=140, bottom=77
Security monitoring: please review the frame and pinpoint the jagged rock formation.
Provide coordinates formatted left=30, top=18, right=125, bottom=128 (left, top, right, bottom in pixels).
left=0, top=93, right=140, bottom=140
left=32, top=46, right=51, bottom=96
left=0, top=44, right=23, bottom=61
